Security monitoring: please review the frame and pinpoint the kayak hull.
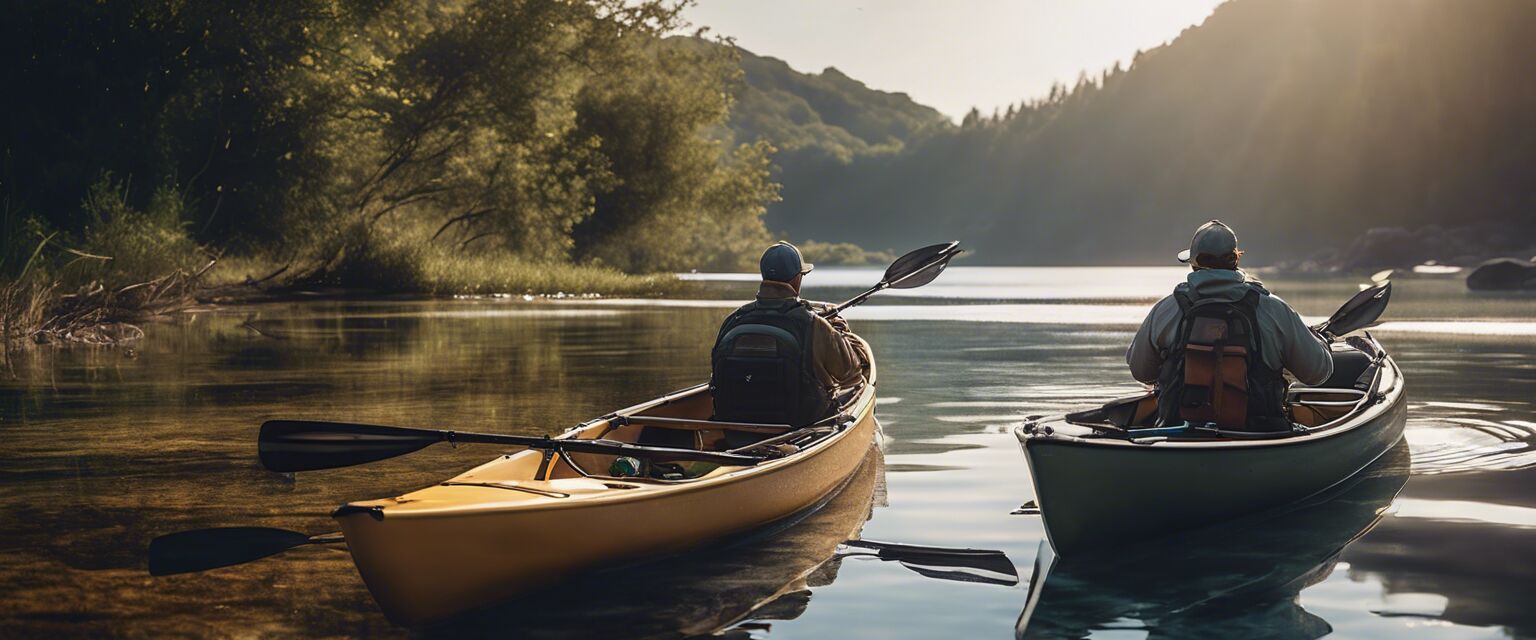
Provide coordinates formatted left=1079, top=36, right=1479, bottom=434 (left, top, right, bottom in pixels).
left=1016, top=440, right=1411, bottom=638
left=429, top=446, right=886, bottom=636
left=336, top=340, right=878, bottom=626
left=1017, top=354, right=1405, bottom=557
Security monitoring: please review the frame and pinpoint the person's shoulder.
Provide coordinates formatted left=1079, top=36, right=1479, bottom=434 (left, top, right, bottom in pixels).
left=1150, top=293, right=1180, bottom=312
left=1137, top=294, right=1180, bottom=333
left=1254, top=289, right=1309, bottom=325
left=1254, top=288, right=1295, bottom=311
left=806, top=308, right=840, bottom=331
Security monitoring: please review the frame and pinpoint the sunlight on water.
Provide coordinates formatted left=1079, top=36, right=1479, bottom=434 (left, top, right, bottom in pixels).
left=1392, top=499, right=1536, bottom=527
left=686, top=267, right=1191, bottom=301
left=1375, top=321, right=1536, bottom=336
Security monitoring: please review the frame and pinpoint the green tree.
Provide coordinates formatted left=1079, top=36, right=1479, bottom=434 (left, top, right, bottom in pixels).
left=570, top=42, right=777, bottom=271
left=2, top=0, right=782, bottom=283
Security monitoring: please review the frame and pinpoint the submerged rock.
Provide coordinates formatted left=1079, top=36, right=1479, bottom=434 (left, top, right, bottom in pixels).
left=1466, top=258, right=1536, bottom=291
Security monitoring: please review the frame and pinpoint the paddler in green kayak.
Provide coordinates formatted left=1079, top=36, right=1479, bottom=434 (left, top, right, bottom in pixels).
left=710, top=241, right=871, bottom=441
left=1127, top=220, right=1333, bottom=431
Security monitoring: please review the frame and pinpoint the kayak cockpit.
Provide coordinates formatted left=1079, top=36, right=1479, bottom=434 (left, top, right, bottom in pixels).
left=1041, top=332, right=1396, bottom=444
left=335, top=336, right=876, bottom=523
left=339, top=382, right=874, bottom=517
left=545, top=383, right=866, bottom=482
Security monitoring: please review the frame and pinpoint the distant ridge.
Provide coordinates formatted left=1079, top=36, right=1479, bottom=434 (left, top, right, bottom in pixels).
left=727, top=0, right=1536, bottom=264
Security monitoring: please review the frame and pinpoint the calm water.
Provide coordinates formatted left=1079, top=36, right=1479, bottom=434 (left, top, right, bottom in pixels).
left=1, top=267, right=1533, bottom=638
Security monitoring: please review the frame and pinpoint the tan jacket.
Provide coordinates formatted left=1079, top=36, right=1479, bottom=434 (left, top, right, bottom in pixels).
left=756, top=281, right=871, bottom=391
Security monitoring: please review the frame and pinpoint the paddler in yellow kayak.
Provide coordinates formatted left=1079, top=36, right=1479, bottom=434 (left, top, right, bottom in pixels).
left=710, top=241, right=871, bottom=445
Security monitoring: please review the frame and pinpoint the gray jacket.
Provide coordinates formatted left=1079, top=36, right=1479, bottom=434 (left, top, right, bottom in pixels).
left=1127, top=270, right=1333, bottom=386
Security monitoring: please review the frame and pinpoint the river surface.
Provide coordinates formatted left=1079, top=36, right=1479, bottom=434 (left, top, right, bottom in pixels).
left=1, top=267, right=1533, bottom=638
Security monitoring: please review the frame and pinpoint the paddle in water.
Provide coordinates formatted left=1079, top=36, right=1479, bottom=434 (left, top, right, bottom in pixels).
left=148, top=528, right=343, bottom=576
left=837, top=539, right=1019, bottom=586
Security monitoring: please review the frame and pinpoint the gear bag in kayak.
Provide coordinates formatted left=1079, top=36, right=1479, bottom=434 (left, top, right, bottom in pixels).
left=1156, top=285, right=1287, bottom=429
left=710, top=298, right=834, bottom=430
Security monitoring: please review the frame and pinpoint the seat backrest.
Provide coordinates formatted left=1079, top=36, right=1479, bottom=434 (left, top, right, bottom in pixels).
left=711, top=301, right=831, bottom=428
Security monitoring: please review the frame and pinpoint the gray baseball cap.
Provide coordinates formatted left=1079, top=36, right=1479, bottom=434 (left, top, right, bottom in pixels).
left=1177, top=220, right=1239, bottom=264
left=760, top=241, right=814, bottom=282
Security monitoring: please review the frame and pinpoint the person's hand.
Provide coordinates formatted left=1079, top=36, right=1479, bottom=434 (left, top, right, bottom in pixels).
left=827, top=314, right=851, bottom=333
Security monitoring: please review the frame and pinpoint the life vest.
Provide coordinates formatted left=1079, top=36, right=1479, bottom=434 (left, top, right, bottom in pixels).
left=710, top=297, right=833, bottom=428
left=1156, top=283, right=1287, bottom=429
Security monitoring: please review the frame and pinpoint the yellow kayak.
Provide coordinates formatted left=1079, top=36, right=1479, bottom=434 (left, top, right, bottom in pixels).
left=334, top=337, right=879, bottom=626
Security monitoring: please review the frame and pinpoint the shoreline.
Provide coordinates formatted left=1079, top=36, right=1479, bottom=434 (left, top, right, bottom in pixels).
left=2, top=268, right=697, bottom=350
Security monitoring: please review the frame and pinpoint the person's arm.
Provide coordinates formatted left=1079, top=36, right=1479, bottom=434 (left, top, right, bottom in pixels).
left=811, top=314, right=867, bottom=388
left=1274, top=299, right=1334, bottom=385
left=1126, top=298, right=1173, bottom=384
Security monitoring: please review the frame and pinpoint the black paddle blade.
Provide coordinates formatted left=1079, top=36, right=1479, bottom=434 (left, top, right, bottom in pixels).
left=890, top=250, right=961, bottom=290
left=895, top=560, right=1021, bottom=587
left=884, top=241, right=961, bottom=289
left=1323, top=281, right=1392, bottom=336
left=258, top=419, right=443, bottom=472
left=840, top=539, right=1019, bottom=586
left=148, top=527, right=313, bottom=576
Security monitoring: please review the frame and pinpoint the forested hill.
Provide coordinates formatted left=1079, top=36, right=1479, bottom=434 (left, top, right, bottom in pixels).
left=755, top=0, right=1536, bottom=265
left=722, top=47, right=950, bottom=161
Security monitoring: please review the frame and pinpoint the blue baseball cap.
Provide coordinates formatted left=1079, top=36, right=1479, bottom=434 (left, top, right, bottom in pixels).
left=760, top=241, right=814, bottom=282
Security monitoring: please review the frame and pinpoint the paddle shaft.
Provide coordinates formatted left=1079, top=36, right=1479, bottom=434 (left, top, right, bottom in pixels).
left=440, top=431, right=767, bottom=465
left=444, top=430, right=763, bottom=465
left=259, top=419, right=763, bottom=472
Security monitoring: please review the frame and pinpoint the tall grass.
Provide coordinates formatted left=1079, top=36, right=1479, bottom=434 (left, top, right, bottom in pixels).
left=2, top=175, right=211, bottom=347
left=1, top=205, right=58, bottom=347
left=282, top=218, right=685, bottom=296
left=1, top=277, right=53, bottom=345
left=70, top=176, right=204, bottom=284
left=419, top=254, right=683, bottom=297
left=4, top=177, right=689, bottom=352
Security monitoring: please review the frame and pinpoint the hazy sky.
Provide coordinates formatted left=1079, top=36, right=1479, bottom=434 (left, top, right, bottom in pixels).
left=682, top=0, right=1226, bottom=120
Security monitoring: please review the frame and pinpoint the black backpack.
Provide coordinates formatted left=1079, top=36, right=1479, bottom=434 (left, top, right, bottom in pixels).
left=1156, top=285, right=1287, bottom=429
left=710, top=298, right=833, bottom=429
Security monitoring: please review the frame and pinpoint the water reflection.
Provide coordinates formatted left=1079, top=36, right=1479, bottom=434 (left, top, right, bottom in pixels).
left=1017, top=441, right=1411, bottom=639
left=1338, top=461, right=1536, bottom=637
left=1342, top=517, right=1536, bottom=636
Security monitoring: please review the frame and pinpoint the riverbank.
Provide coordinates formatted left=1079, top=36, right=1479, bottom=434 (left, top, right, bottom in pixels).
left=2, top=255, right=688, bottom=350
